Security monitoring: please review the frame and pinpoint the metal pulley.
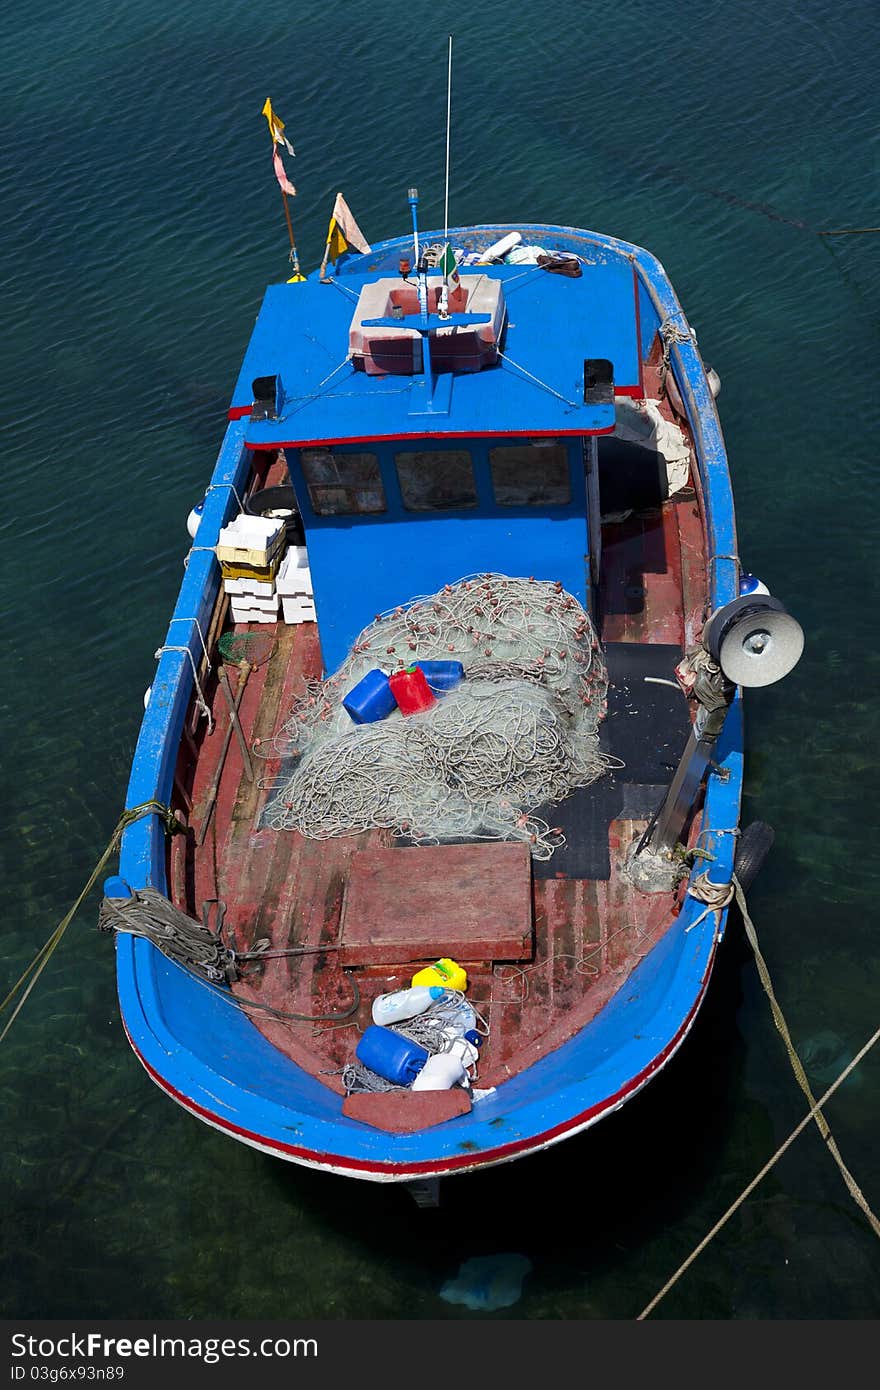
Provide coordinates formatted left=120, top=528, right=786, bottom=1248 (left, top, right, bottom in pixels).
left=702, top=594, right=804, bottom=688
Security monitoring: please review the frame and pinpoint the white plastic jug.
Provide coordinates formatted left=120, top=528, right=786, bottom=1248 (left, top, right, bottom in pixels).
left=371, top=985, right=444, bottom=1026
left=444, top=1033, right=482, bottom=1071
left=411, top=1052, right=468, bottom=1091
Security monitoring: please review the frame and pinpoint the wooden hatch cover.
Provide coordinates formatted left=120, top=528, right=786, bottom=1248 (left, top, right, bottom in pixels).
left=338, top=842, right=534, bottom=967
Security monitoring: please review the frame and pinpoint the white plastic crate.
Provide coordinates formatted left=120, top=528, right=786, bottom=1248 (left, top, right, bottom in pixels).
left=230, top=593, right=279, bottom=624
left=224, top=575, right=276, bottom=598
left=280, top=593, right=317, bottom=625
left=276, top=544, right=313, bottom=597
left=216, top=514, right=286, bottom=567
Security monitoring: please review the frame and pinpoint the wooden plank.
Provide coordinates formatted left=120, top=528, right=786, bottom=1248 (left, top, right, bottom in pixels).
left=677, top=496, right=708, bottom=649
left=343, top=1089, right=471, bottom=1132
left=643, top=504, right=685, bottom=646
left=338, top=843, right=534, bottom=966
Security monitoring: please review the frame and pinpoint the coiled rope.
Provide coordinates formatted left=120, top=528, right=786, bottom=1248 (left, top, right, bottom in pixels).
left=658, top=314, right=694, bottom=397
left=98, top=887, right=237, bottom=985
left=98, top=886, right=361, bottom=1025
left=0, top=801, right=184, bottom=1043
left=684, top=870, right=735, bottom=931
left=637, top=873, right=879, bottom=1319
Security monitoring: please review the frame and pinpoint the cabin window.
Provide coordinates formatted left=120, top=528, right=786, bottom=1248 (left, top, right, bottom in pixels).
left=489, top=443, right=571, bottom=506
left=394, top=450, right=478, bottom=511
left=300, top=449, right=386, bottom=515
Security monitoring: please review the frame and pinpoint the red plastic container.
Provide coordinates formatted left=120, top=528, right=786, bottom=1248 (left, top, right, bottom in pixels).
left=389, top=665, right=437, bottom=716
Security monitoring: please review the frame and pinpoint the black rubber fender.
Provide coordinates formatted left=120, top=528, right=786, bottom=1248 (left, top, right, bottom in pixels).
left=733, top=820, right=775, bottom=892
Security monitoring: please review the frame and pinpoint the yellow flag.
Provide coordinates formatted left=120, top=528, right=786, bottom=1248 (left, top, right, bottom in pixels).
left=325, top=217, right=348, bottom=263
left=261, top=97, right=295, bottom=155
left=329, top=192, right=371, bottom=254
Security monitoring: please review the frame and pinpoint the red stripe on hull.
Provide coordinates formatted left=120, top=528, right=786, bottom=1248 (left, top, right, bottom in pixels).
left=239, top=426, right=618, bottom=449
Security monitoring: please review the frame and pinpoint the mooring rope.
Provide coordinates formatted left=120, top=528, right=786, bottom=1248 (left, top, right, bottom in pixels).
left=0, top=801, right=184, bottom=1043
left=637, top=873, right=879, bottom=1319
left=637, top=1017, right=880, bottom=1319
left=732, top=875, right=879, bottom=1235
left=98, top=888, right=237, bottom=985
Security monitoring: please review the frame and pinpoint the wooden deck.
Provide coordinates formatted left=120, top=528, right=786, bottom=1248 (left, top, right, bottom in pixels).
left=168, top=429, right=706, bottom=1100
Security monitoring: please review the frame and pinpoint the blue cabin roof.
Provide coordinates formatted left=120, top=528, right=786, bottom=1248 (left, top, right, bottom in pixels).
left=231, top=251, right=643, bottom=447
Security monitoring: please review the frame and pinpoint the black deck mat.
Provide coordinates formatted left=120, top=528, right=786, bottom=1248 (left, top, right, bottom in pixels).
left=531, top=642, right=688, bottom=880
left=599, top=642, right=688, bottom=783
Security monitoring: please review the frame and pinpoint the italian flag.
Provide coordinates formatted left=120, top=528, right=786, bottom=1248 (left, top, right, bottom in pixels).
left=439, top=242, right=460, bottom=288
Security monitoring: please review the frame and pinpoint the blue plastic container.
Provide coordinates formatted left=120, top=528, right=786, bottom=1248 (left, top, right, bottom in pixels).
left=343, top=668, right=397, bottom=724
left=418, top=659, right=464, bottom=694
left=356, top=1025, right=429, bottom=1086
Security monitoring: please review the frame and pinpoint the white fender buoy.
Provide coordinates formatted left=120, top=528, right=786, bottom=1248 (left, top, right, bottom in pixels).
left=706, top=366, right=721, bottom=398
left=186, top=500, right=205, bottom=539
left=143, top=685, right=152, bottom=709
left=739, top=573, right=770, bottom=597
left=479, top=230, right=522, bottom=262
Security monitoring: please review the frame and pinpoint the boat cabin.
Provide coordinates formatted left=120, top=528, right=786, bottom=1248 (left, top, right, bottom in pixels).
left=229, top=250, right=647, bottom=672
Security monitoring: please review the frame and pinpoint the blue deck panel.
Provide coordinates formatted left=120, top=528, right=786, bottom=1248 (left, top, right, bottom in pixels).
left=234, top=255, right=641, bottom=447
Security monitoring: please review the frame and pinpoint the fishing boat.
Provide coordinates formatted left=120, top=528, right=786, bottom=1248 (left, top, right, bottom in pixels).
left=106, top=181, right=803, bottom=1201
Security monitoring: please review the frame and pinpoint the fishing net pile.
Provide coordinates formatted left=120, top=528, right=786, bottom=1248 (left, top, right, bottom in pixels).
left=263, top=573, right=610, bottom=859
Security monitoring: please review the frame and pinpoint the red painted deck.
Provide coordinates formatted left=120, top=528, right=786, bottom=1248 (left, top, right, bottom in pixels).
left=168, top=422, right=707, bottom=1108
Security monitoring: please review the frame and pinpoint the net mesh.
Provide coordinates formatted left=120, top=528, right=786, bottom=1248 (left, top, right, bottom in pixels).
left=263, top=573, right=611, bottom=859
left=218, top=629, right=275, bottom=669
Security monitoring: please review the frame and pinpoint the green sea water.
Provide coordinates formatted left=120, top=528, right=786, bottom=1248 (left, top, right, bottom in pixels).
left=2, top=0, right=879, bottom=1321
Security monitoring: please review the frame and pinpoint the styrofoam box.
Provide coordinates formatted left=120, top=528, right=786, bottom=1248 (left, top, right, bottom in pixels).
left=231, top=610, right=276, bottom=625
left=216, top=514, right=285, bottom=567
left=276, top=545, right=313, bottom=597
left=230, top=609, right=276, bottom=625
left=281, top=594, right=317, bottom=624
left=230, top=594, right=279, bottom=624
left=219, top=514, right=284, bottom=546
left=224, top=576, right=276, bottom=597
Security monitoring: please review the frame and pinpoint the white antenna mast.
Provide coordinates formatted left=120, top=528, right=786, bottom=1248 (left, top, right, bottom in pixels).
left=440, top=33, right=454, bottom=316
left=443, top=33, right=453, bottom=248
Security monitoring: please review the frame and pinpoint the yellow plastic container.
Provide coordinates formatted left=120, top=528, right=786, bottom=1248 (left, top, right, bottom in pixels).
left=411, top=958, right=468, bottom=991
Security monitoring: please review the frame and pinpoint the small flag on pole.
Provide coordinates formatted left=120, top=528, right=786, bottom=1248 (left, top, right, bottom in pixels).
left=439, top=242, right=460, bottom=289
left=272, top=145, right=296, bottom=197
left=320, top=193, right=371, bottom=278
left=261, top=97, right=296, bottom=155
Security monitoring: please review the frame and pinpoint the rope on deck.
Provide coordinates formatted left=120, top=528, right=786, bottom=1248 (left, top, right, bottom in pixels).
left=637, top=874, right=879, bottom=1320
left=98, top=886, right=362, bottom=1025
left=0, top=801, right=185, bottom=1044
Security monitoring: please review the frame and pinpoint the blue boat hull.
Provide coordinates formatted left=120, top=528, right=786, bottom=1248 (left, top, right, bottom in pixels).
left=116, top=224, right=743, bottom=1182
